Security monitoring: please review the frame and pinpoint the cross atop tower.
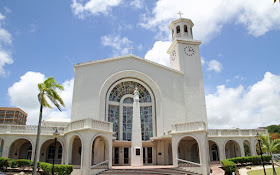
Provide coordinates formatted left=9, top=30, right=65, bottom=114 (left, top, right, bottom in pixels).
left=129, top=46, right=134, bottom=55
left=177, top=11, right=183, bottom=18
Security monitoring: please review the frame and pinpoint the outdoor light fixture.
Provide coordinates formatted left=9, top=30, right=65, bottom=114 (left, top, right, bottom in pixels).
left=256, top=133, right=266, bottom=175
left=52, top=128, right=59, bottom=175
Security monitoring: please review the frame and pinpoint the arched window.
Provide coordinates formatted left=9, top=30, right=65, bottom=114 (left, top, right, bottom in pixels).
left=48, top=145, right=55, bottom=159
left=58, top=146, right=62, bottom=159
left=184, top=25, right=188, bottom=33
left=107, top=80, right=154, bottom=141
left=176, top=26, right=180, bottom=34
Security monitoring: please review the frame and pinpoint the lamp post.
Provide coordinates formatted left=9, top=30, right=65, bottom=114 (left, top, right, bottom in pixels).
left=256, top=133, right=266, bottom=175
left=52, top=128, right=59, bottom=175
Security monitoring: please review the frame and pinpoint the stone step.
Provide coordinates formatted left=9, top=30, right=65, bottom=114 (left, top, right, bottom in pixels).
left=98, top=167, right=200, bottom=175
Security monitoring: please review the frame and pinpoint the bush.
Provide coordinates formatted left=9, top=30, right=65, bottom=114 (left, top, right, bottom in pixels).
left=0, top=158, right=9, bottom=170
left=40, top=162, right=73, bottom=175
left=221, top=160, right=236, bottom=175
left=228, top=155, right=271, bottom=165
left=14, top=159, right=32, bottom=170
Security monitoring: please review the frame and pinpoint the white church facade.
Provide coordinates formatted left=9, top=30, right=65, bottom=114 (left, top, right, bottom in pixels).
left=0, top=17, right=267, bottom=175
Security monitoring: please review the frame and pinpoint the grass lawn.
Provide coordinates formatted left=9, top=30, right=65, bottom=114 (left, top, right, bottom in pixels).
left=248, top=167, right=280, bottom=175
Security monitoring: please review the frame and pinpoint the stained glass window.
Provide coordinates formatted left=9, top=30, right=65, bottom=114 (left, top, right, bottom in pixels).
left=108, top=81, right=153, bottom=141
left=109, top=81, right=151, bottom=103
left=140, top=106, right=153, bottom=140
left=108, top=105, right=119, bottom=139
left=123, top=97, right=133, bottom=104
left=123, top=107, right=133, bottom=141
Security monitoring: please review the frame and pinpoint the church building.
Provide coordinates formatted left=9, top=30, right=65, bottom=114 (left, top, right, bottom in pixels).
left=0, top=17, right=267, bottom=175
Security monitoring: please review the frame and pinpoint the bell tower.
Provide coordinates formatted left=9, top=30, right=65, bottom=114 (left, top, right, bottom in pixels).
left=167, top=14, right=208, bottom=125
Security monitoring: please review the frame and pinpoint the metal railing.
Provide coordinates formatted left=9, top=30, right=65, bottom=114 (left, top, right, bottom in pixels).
left=91, top=160, right=109, bottom=169
left=176, top=158, right=201, bottom=167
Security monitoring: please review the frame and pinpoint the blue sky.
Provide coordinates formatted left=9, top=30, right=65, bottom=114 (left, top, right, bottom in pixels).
left=0, top=0, right=279, bottom=129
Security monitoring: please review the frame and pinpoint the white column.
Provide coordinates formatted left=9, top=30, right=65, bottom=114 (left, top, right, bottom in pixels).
left=131, top=88, right=143, bottom=167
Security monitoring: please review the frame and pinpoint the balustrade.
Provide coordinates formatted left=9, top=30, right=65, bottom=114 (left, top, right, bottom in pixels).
left=208, top=129, right=267, bottom=137
left=172, top=121, right=206, bottom=133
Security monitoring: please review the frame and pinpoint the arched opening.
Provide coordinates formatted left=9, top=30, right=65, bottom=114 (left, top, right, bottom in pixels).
left=176, top=26, right=180, bottom=34
left=0, top=139, right=4, bottom=157
left=91, top=136, right=108, bottom=165
left=70, top=135, right=82, bottom=166
left=225, top=140, right=241, bottom=159
left=184, top=25, right=188, bottom=33
left=8, top=138, right=32, bottom=160
left=107, top=80, right=154, bottom=141
left=178, top=136, right=200, bottom=163
left=243, top=140, right=251, bottom=156
left=39, top=139, right=63, bottom=164
left=209, top=140, right=219, bottom=162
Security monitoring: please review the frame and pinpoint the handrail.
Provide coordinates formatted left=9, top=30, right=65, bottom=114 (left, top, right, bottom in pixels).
left=176, top=158, right=201, bottom=166
left=91, top=160, right=109, bottom=169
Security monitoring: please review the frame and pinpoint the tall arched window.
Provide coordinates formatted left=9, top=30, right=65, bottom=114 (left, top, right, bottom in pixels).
left=184, top=25, right=188, bottom=33
left=176, top=26, right=180, bottom=34
left=107, top=80, right=154, bottom=141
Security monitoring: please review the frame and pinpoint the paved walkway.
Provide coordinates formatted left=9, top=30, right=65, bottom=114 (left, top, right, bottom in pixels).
left=239, top=165, right=272, bottom=175
left=210, top=164, right=225, bottom=175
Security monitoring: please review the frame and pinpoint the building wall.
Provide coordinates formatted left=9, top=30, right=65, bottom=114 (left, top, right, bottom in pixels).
left=71, top=56, right=187, bottom=136
left=0, top=107, right=27, bottom=125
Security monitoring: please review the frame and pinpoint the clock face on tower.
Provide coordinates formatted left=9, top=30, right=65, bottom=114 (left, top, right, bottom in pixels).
left=171, top=50, right=176, bottom=60
left=184, top=46, right=195, bottom=56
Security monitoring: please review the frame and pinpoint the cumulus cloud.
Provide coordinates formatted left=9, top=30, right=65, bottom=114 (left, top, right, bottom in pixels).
left=101, top=34, right=132, bottom=56
left=8, top=72, right=74, bottom=125
left=0, top=11, right=13, bottom=77
left=206, top=72, right=280, bottom=129
left=207, top=60, right=222, bottom=72
left=71, top=0, right=122, bottom=18
left=130, top=0, right=144, bottom=9
left=144, top=41, right=171, bottom=66
left=140, top=0, right=280, bottom=42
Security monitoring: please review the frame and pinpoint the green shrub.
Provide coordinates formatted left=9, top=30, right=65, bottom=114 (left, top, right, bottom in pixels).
left=40, top=162, right=73, bottom=175
left=221, top=160, right=236, bottom=175
left=227, top=155, right=271, bottom=165
left=14, top=159, right=32, bottom=170
left=0, top=158, right=9, bottom=170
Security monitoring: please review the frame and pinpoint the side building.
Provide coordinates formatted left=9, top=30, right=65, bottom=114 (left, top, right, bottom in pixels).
left=0, top=107, right=27, bottom=125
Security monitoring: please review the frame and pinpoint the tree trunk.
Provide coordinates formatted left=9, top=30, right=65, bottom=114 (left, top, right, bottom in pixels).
left=32, top=104, right=43, bottom=175
left=271, top=153, right=277, bottom=175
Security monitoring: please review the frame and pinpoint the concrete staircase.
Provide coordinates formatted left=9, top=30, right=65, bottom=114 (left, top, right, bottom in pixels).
left=98, top=167, right=200, bottom=175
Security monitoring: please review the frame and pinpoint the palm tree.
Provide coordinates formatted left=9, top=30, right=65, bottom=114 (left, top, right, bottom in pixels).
left=260, top=133, right=280, bottom=175
left=32, top=77, right=65, bottom=175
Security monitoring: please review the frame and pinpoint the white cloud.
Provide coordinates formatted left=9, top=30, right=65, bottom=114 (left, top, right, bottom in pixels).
left=206, top=72, right=280, bottom=129
left=201, top=57, right=206, bottom=66
left=140, top=0, right=280, bottom=42
left=71, top=0, right=122, bottom=18
left=207, top=60, right=222, bottom=72
left=130, top=0, right=144, bottom=9
left=0, top=50, right=13, bottom=76
left=8, top=72, right=74, bottom=125
left=0, top=11, right=13, bottom=77
left=144, top=41, right=171, bottom=66
left=101, top=34, right=132, bottom=56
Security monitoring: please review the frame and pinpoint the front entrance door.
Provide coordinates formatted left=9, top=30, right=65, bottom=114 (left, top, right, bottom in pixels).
left=114, top=147, right=119, bottom=165
left=143, top=147, right=153, bottom=164
left=124, top=147, right=129, bottom=165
